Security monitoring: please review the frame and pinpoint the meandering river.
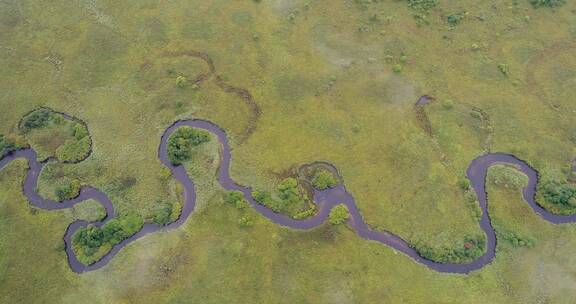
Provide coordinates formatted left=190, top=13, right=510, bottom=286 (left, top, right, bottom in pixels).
left=0, top=114, right=574, bottom=273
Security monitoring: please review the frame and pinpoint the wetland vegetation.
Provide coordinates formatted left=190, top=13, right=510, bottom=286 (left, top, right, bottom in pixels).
left=1, top=0, right=576, bottom=303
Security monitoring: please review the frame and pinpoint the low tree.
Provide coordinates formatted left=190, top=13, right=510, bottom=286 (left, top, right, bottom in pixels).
left=329, top=204, right=350, bottom=225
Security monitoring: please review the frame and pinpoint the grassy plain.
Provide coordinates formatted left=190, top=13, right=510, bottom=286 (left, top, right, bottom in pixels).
left=1, top=0, right=576, bottom=303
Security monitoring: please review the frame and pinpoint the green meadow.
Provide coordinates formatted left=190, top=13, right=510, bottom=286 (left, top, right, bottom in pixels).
left=1, top=0, right=576, bottom=303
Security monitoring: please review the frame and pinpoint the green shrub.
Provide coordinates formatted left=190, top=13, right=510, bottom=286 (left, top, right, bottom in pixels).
left=176, top=75, right=187, bottom=88
left=252, top=190, right=281, bottom=212
left=458, top=178, right=471, bottom=190
left=405, top=0, right=438, bottom=11
left=20, top=108, right=52, bottom=132
left=277, top=178, right=301, bottom=204
left=20, top=109, right=91, bottom=162
left=447, top=13, right=464, bottom=26
left=238, top=216, right=254, bottom=228
left=529, top=0, right=565, bottom=8
left=312, top=170, right=339, bottom=190
left=540, top=181, right=576, bottom=208
left=225, top=190, right=249, bottom=210
left=56, top=137, right=91, bottom=162
left=167, top=126, right=210, bottom=165
left=416, top=235, right=486, bottom=264
left=153, top=201, right=175, bottom=226
left=72, top=123, right=89, bottom=140
left=55, top=179, right=82, bottom=201
left=496, top=228, right=536, bottom=248
left=72, top=213, right=143, bottom=263
left=329, top=204, right=350, bottom=225
left=0, top=133, right=25, bottom=158
left=292, top=205, right=317, bottom=220
left=497, top=63, right=509, bottom=76
left=252, top=178, right=310, bottom=215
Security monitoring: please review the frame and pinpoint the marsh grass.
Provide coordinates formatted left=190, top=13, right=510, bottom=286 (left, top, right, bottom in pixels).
left=1, top=0, right=576, bottom=302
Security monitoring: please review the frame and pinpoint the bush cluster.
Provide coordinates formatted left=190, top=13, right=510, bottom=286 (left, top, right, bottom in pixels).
left=225, top=191, right=249, bottom=210
left=167, top=126, right=210, bottom=165
left=496, top=229, right=536, bottom=248
left=56, top=136, right=91, bottom=162
left=292, top=205, right=317, bottom=220
left=225, top=191, right=255, bottom=228
left=311, top=169, right=339, bottom=190
left=405, top=0, right=438, bottom=11
left=329, top=204, right=350, bottom=225
left=540, top=181, right=576, bottom=209
left=0, top=133, right=25, bottom=158
left=72, top=213, right=143, bottom=262
left=530, top=0, right=565, bottom=8
left=153, top=201, right=178, bottom=226
left=55, top=179, right=82, bottom=201
left=252, top=177, right=311, bottom=217
left=20, top=108, right=52, bottom=132
left=416, top=235, right=486, bottom=264
left=20, top=108, right=92, bottom=162
left=447, top=13, right=464, bottom=26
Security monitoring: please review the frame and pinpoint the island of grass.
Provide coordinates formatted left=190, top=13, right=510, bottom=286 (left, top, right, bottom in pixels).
left=19, top=108, right=91, bottom=163
left=69, top=125, right=212, bottom=266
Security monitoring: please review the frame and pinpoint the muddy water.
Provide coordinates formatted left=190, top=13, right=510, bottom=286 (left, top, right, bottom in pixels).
left=0, top=117, right=574, bottom=273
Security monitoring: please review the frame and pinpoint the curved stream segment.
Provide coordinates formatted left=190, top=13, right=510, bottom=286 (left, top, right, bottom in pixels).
left=0, top=118, right=575, bottom=273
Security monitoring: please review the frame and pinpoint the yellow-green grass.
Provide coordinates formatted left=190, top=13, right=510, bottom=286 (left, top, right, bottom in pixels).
left=1, top=0, right=576, bottom=302
left=4, top=158, right=576, bottom=303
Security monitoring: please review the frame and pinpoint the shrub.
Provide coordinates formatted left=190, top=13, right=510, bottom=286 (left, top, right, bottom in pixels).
left=458, top=178, right=471, bottom=190
left=497, top=63, right=509, bottom=76
left=253, top=178, right=309, bottom=215
left=176, top=75, right=187, bottom=88
left=225, top=191, right=244, bottom=204
left=0, top=133, right=25, bottom=158
left=447, top=13, right=464, bottom=26
left=20, top=108, right=52, bottom=132
left=225, top=190, right=249, bottom=210
left=405, top=0, right=438, bottom=11
left=56, top=137, right=91, bottom=162
left=540, top=181, right=576, bottom=207
left=312, top=169, right=339, bottom=190
left=496, top=228, right=536, bottom=248
left=529, top=0, right=565, bottom=8
left=72, top=213, right=143, bottom=263
left=329, top=204, right=350, bottom=225
left=252, top=190, right=281, bottom=212
left=72, top=123, right=89, bottom=140
left=416, top=235, right=486, bottom=264
left=292, top=205, right=317, bottom=220
left=55, top=179, right=82, bottom=201
left=167, top=126, right=210, bottom=165
left=153, top=201, right=174, bottom=226
left=238, top=216, right=254, bottom=228
left=392, top=64, right=403, bottom=73
left=277, top=178, right=301, bottom=204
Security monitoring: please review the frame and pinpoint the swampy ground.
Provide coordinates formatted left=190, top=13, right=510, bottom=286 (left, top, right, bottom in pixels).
left=1, top=0, right=576, bottom=303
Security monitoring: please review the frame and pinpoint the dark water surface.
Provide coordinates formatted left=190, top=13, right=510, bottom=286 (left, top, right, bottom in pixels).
left=1, top=119, right=574, bottom=274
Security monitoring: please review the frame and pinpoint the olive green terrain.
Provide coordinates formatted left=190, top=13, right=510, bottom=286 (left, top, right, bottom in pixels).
left=1, top=0, right=575, bottom=303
